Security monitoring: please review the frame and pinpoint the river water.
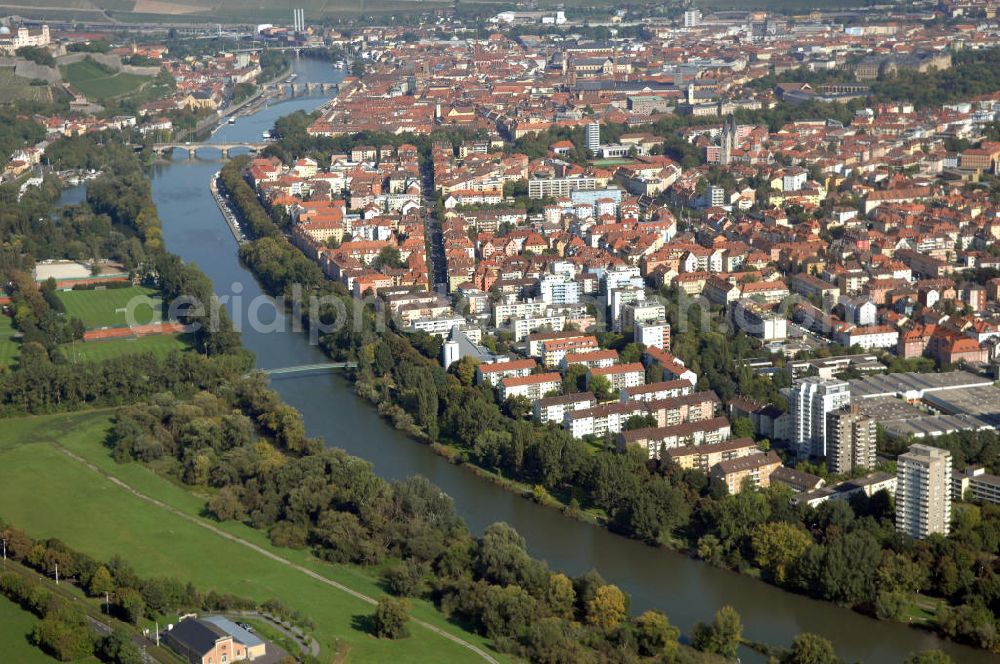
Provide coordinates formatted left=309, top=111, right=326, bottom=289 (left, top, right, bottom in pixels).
left=132, top=56, right=994, bottom=663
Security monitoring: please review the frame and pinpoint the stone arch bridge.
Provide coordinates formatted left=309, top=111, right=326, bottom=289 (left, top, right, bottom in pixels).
left=153, top=142, right=268, bottom=159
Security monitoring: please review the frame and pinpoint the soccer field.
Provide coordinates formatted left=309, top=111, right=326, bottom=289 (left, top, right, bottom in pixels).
left=64, top=333, right=191, bottom=363
left=0, top=412, right=507, bottom=664
left=57, top=286, right=162, bottom=329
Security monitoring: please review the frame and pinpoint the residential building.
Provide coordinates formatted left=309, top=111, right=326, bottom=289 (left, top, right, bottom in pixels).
left=586, top=122, right=600, bottom=153
left=588, top=362, right=646, bottom=391
left=621, top=379, right=693, bottom=402
left=952, top=466, right=1000, bottom=504
left=539, top=274, right=581, bottom=304
left=618, top=416, right=732, bottom=456
left=826, top=406, right=877, bottom=474
left=540, top=334, right=600, bottom=367
left=634, top=319, right=671, bottom=349
left=665, top=437, right=759, bottom=472
left=710, top=450, right=783, bottom=494
left=534, top=392, right=597, bottom=424
left=476, top=358, right=537, bottom=387
left=499, top=372, right=562, bottom=402
left=896, top=444, right=952, bottom=539
left=788, top=376, right=851, bottom=458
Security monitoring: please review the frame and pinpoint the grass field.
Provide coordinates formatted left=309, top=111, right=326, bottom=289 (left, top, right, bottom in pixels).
left=57, top=286, right=162, bottom=329
left=0, top=314, right=20, bottom=369
left=0, top=411, right=507, bottom=664
left=0, top=594, right=60, bottom=664
left=64, top=334, right=192, bottom=363
left=59, top=59, right=151, bottom=101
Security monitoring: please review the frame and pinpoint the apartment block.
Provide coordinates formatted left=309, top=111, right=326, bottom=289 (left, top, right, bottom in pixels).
left=617, top=416, right=732, bottom=458
left=826, top=406, right=877, bottom=474
left=788, top=376, right=851, bottom=459
left=534, top=392, right=597, bottom=424
left=499, top=372, right=562, bottom=402
left=476, top=358, right=538, bottom=387
left=588, top=362, right=646, bottom=391
left=896, top=444, right=952, bottom=539
left=665, top=437, right=760, bottom=472
left=710, top=450, right=783, bottom=494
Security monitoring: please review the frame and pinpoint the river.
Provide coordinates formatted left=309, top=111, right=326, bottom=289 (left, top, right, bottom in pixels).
left=133, top=56, right=995, bottom=663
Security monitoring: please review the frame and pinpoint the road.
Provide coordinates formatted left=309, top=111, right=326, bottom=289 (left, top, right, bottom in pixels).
left=420, top=151, right=448, bottom=292
left=54, top=444, right=500, bottom=664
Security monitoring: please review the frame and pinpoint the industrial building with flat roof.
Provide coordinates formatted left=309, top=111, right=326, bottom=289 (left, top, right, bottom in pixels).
left=848, top=370, right=992, bottom=400
left=847, top=371, right=1000, bottom=440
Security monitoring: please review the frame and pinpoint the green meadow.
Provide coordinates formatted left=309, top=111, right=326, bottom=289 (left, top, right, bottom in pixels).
left=0, top=411, right=506, bottom=664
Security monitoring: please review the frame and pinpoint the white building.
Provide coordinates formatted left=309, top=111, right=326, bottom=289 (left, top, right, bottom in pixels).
left=539, top=274, right=581, bottom=305
left=534, top=392, right=596, bottom=424
left=621, top=301, right=666, bottom=330
left=477, top=358, right=537, bottom=387
left=410, top=316, right=469, bottom=337
left=788, top=376, right=851, bottom=458
left=635, top=320, right=671, bottom=349
left=494, top=300, right=548, bottom=325
left=0, top=24, right=50, bottom=54
left=842, top=297, right=877, bottom=326
left=511, top=314, right=566, bottom=342
left=441, top=340, right=460, bottom=369
left=586, top=122, right=600, bottom=153
left=609, top=287, right=647, bottom=331
left=588, top=362, right=646, bottom=391
left=834, top=325, right=898, bottom=350
left=896, top=444, right=952, bottom=539
left=499, top=373, right=562, bottom=402
left=732, top=300, right=787, bottom=341
left=683, top=9, right=702, bottom=27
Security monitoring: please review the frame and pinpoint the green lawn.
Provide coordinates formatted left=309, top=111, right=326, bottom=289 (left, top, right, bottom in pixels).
left=0, top=412, right=506, bottom=664
left=59, top=59, right=151, bottom=101
left=63, top=334, right=191, bottom=363
left=0, top=594, right=63, bottom=664
left=0, top=314, right=19, bottom=369
left=57, top=286, right=162, bottom=329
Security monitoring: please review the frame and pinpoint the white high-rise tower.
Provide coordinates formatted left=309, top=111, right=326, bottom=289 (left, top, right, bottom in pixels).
left=788, top=376, right=851, bottom=459
left=585, top=122, right=600, bottom=153
left=896, top=444, right=952, bottom=539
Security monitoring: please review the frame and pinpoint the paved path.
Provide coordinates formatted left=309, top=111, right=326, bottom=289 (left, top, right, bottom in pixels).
left=227, top=610, right=320, bottom=657
left=55, top=445, right=500, bottom=664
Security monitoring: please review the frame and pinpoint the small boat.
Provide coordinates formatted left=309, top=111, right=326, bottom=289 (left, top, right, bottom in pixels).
left=333, top=60, right=345, bottom=69
left=227, top=117, right=236, bottom=124
left=262, top=130, right=272, bottom=139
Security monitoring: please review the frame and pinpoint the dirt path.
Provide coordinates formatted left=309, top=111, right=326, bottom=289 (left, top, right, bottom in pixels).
left=54, top=445, right=500, bottom=664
